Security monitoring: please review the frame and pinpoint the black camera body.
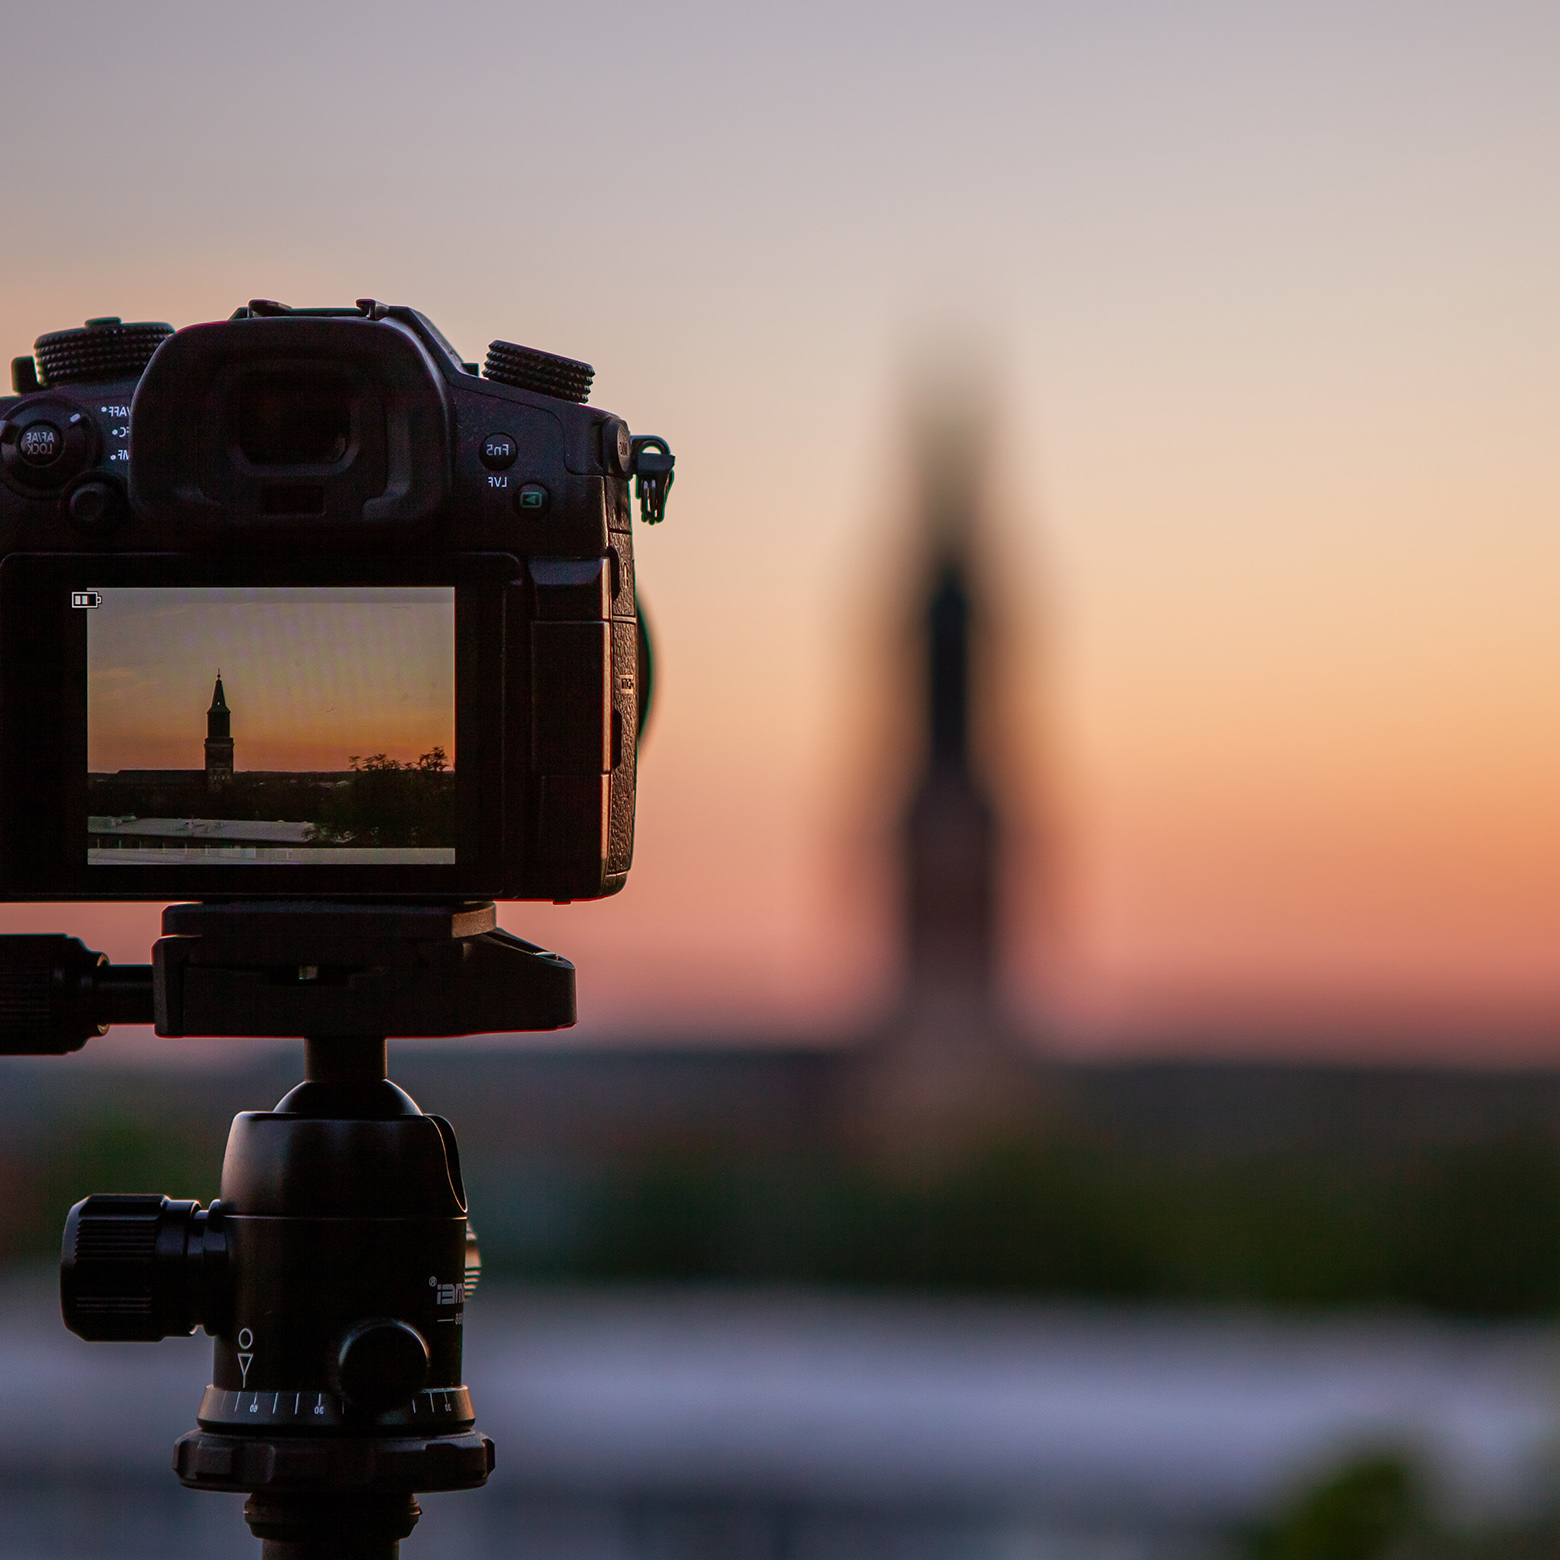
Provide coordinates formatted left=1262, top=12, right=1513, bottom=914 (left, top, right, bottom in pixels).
left=0, top=301, right=672, bottom=903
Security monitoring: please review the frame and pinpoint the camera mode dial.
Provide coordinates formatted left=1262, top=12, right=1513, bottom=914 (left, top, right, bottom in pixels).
left=483, top=340, right=595, bottom=403
left=34, top=317, right=173, bottom=386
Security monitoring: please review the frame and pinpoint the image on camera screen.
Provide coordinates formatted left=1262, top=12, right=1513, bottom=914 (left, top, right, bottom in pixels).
left=84, top=587, right=456, bottom=865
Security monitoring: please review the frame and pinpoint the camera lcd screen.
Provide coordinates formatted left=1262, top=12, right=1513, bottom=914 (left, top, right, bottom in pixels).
left=83, top=586, right=456, bottom=866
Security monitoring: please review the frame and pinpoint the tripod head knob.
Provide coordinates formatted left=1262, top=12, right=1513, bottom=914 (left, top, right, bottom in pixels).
left=0, top=935, right=153, bottom=1054
left=336, top=1320, right=431, bottom=1414
left=60, top=1194, right=228, bottom=1341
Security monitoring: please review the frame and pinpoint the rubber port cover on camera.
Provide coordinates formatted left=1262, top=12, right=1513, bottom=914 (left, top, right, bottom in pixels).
left=601, top=417, right=632, bottom=476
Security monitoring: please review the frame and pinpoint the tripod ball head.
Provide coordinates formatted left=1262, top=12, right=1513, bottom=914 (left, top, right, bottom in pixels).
left=61, top=1033, right=493, bottom=1531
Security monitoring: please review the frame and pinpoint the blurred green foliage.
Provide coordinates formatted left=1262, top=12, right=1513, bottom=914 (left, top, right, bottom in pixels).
left=1246, top=1453, right=1423, bottom=1560
left=1242, top=1451, right=1560, bottom=1560
left=5, top=1106, right=1559, bottom=1318
left=556, top=1132, right=1560, bottom=1316
left=0, top=1111, right=223, bottom=1264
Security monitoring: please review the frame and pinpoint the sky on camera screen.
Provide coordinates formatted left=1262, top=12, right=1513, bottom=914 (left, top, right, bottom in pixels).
left=86, top=586, right=454, bottom=774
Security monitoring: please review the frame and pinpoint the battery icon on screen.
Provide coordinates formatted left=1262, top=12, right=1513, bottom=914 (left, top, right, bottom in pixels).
left=71, top=592, right=102, bottom=609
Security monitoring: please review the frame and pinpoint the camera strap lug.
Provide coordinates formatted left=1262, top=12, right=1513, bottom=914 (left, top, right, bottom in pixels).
left=630, top=435, right=675, bottom=525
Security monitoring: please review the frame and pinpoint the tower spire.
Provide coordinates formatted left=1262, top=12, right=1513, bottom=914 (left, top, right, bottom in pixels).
left=205, top=670, right=233, bottom=788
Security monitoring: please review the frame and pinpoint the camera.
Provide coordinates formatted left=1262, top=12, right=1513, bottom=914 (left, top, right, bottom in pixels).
left=0, top=300, right=673, bottom=904
left=2, top=299, right=678, bottom=1557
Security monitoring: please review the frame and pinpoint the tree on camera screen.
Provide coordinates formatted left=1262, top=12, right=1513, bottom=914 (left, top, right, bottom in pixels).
left=84, top=587, right=456, bottom=864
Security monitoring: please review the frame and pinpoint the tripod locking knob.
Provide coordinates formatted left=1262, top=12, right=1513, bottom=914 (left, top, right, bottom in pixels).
left=335, top=1319, right=431, bottom=1413
left=60, top=1194, right=227, bottom=1342
left=0, top=935, right=153, bottom=1054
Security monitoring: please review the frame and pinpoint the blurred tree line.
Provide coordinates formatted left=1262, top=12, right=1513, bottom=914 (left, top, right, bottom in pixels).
left=1243, top=1449, right=1560, bottom=1560
left=4, top=1108, right=1558, bottom=1317
left=550, top=1132, right=1560, bottom=1315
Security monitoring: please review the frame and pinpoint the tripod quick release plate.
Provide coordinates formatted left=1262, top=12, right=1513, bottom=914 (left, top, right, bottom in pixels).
left=155, top=900, right=575, bottom=1038
left=0, top=902, right=575, bottom=1051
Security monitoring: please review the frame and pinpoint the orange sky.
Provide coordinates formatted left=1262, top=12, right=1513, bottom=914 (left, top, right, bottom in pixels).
left=3, top=1, right=1557, bottom=1058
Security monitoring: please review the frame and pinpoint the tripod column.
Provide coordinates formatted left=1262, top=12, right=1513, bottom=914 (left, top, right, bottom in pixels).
left=305, top=1034, right=388, bottom=1083
left=245, top=1492, right=420, bottom=1560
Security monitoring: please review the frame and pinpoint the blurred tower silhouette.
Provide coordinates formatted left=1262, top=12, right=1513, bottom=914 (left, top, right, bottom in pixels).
left=903, top=559, right=999, bottom=1014
left=853, top=394, right=1038, bottom=1140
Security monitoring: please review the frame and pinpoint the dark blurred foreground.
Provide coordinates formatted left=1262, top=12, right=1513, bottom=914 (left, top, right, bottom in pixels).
left=6, top=1050, right=1560, bottom=1557
left=1245, top=1453, right=1559, bottom=1560
left=0, top=1274, right=1556, bottom=1560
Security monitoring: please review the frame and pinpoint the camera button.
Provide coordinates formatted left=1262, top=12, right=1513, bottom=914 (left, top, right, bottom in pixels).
left=65, top=478, right=124, bottom=530
left=515, top=483, right=550, bottom=516
left=16, top=421, right=63, bottom=467
left=480, top=433, right=517, bottom=470
left=1, top=401, right=97, bottom=494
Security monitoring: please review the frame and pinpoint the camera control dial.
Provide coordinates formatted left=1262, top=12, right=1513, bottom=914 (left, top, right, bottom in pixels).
left=483, top=339, right=595, bottom=403
left=34, top=317, right=173, bottom=386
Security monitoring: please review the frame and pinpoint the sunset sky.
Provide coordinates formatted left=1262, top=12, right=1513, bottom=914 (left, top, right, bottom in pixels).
left=3, top=1, right=1556, bottom=1057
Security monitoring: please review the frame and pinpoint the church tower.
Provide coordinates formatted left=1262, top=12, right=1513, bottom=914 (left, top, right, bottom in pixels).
left=204, top=672, right=233, bottom=789
left=901, top=555, right=998, bottom=1013
left=847, top=384, right=1045, bottom=1144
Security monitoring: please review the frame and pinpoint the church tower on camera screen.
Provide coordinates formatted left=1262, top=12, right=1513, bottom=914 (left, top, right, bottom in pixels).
left=204, top=672, right=233, bottom=790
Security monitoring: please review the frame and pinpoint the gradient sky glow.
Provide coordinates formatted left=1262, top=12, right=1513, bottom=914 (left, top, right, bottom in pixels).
left=2, top=0, right=1556, bottom=1055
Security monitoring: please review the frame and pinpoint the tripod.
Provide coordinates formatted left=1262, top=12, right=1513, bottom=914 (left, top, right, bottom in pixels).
left=13, top=899, right=575, bottom=1560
